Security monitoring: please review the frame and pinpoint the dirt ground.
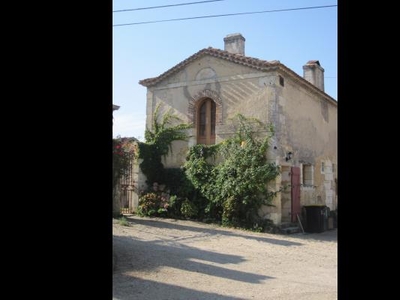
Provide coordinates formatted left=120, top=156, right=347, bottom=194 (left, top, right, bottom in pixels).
left=113, top=215, right=337, bottom=300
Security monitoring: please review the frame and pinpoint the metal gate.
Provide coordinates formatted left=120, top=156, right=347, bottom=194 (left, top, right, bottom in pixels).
left=119, top=159, right=135, bottom=214
left=291, top=166, right=301, bottom=223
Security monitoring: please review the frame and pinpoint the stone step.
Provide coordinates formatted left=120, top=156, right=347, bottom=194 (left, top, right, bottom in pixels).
left=281, top=226, right=300, bottom=234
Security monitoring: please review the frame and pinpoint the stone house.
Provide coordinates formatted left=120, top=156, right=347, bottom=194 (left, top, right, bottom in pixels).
left=135, top=33, right=337, bottom=225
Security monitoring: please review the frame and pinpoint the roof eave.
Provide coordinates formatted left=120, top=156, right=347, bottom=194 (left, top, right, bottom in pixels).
left=138, top=49, right=337, bottom=104
left=138, top=47, right=279, bottom=87
left=278, top=64, right=337, bottom=105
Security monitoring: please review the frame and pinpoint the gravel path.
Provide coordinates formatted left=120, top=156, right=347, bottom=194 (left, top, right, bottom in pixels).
left=113, top=215, right=337, bottom=300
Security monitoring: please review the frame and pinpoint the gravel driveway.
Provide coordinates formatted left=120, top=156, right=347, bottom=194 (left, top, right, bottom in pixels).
left=113, top=215, right=337, bottom=300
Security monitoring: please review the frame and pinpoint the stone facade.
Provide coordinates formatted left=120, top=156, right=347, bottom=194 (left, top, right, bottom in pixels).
left=137, top=34, right=337, bottom=225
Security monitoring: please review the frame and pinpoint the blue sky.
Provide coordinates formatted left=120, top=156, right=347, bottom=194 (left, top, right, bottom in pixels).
left=113, top=0, right=337, bottom=140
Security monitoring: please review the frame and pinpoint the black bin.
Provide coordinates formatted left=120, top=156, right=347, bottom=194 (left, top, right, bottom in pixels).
left=303, top=205, right=328, bottom=233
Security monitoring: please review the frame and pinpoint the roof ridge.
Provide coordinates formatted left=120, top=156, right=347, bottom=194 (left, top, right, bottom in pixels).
left=139, top=47, right=279, bottom=87
left=137, top=47, right=335, bottom=103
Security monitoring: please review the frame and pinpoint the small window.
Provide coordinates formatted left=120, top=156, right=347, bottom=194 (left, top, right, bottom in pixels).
left=321, top=162, right=325, bottom=173
left=279, top=75, right=284, bottom=86
left=197, top=98, right=216, bottom=145
left=302, top=164, right=313, bottom=186
left=332, top=163, right=335, bottom=173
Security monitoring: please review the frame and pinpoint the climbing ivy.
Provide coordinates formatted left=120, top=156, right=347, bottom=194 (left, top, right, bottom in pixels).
left=183, top=114, right=281, bottom=230
left=138, top=103, right=192, bottom=185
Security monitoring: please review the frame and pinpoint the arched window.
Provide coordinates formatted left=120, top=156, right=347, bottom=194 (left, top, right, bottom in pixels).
left=197, top=98, right=216, bottom=145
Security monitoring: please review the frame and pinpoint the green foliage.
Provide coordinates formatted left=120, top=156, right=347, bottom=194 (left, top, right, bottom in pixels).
left=138, top=142, right=165, bottom=184
left=184, top=144, right=219, bottom=196
left=136, top=103, right=193, bottom=215
left=183, top=144, right=223, bottom=221
left=163, top=168, right=195, bottom=198
left=139, top=103, right=192, bottom=185
left=135, top=108, right=280, bottom=232
left=166, top=194, right=183, bottom=218
left=144, top=104, right=193, bottom=156
left=180, top=199, right=199, bottom=219
left=136, top=184, right=170, bottom=217
left=113, top=136, right=137, bottom=189
left=118, top=216, right=130, bottom=227
left=183, top=114, right=280, bottom=231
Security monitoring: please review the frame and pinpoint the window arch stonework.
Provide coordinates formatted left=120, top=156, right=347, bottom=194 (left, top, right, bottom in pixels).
left=187, top=89, right=222, bottom=125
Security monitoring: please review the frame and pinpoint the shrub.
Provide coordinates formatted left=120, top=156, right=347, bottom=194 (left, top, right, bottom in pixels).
left=180, top=199, right=198, bottom=219
left=136, top=183, right=170, bottom=217
left=184, top=114, right=281, bottom=230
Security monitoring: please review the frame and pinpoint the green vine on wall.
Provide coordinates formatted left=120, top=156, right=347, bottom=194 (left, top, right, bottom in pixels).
left=133, top=108, right=281, bottom=232
left=183, top=114, right=281, bottom=230
left=138, top=103, right=192, bottom=185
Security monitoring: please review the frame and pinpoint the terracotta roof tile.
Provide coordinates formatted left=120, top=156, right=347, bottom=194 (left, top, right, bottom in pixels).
left=138, top=47, right=335, bottom=104
left=139, top=47, right=280, bottom=87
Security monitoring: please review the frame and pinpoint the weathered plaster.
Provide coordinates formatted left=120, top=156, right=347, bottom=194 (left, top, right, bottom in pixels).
left=138, top=51, right=337, bottom=223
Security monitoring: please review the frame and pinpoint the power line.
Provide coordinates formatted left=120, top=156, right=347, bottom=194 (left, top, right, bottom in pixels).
left=113, top=0, right=224, bottom=13
left=113, top=4, right=337, bottom=27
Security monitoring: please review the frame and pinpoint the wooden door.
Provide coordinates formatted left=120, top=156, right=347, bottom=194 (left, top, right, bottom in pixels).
left=291, top=167, right=301, bottom=223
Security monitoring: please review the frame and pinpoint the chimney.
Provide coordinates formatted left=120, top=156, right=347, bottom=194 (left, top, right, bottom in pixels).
left=303, top=60, right=325, bottom=92
left=224, top=33, right=245, bottom=55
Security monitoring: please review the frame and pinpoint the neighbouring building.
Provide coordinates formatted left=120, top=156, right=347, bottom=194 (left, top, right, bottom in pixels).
left=112, top=104, right=120, bottom=125
left=133, top=33, right=337, bottom=225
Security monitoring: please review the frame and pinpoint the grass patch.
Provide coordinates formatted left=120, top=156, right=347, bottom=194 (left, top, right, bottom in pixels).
left=118, top=216, right=130, bottom=226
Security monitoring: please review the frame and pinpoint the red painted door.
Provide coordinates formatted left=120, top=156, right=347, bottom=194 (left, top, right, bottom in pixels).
left=291, top=167, right=301, bottom=223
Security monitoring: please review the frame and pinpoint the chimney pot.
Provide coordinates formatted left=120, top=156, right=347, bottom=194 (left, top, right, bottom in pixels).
left=224, top=33, right=245, bottom=55
left=303, top=60, right=325, bottom=92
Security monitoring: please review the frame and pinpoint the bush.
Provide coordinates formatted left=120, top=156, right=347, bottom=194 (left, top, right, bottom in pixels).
left=180, top=199, right=198, bottom=219
left=184, top=114, right=281, bottom=230
left=137, top=183, right=170, bottom=217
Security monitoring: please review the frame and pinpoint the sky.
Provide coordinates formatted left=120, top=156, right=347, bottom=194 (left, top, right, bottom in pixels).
left=112, top=0, right=337, bottom=141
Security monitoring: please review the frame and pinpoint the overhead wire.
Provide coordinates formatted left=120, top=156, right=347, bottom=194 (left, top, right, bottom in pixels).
left=113, top=0, right=224, bottom=13
left=113, top=4, right=337, bottom=27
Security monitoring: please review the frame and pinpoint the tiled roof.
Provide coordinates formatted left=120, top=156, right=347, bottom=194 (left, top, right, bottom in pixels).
left=139, top=47, right=280, bottom=87
left=139, top=47, right=335, bottom=103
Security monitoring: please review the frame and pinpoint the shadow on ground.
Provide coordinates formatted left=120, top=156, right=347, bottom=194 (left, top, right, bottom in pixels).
left=113, top=234, right=273, bottom=283
left=288, top=229, right=337, bottom=242
left=113, top=215, right=336, bottom=299
left=113, top=231, right=275, bottom=299
left=113, top=274, right=248, bottom=300
left=121, top=215, right=304, bottom=247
